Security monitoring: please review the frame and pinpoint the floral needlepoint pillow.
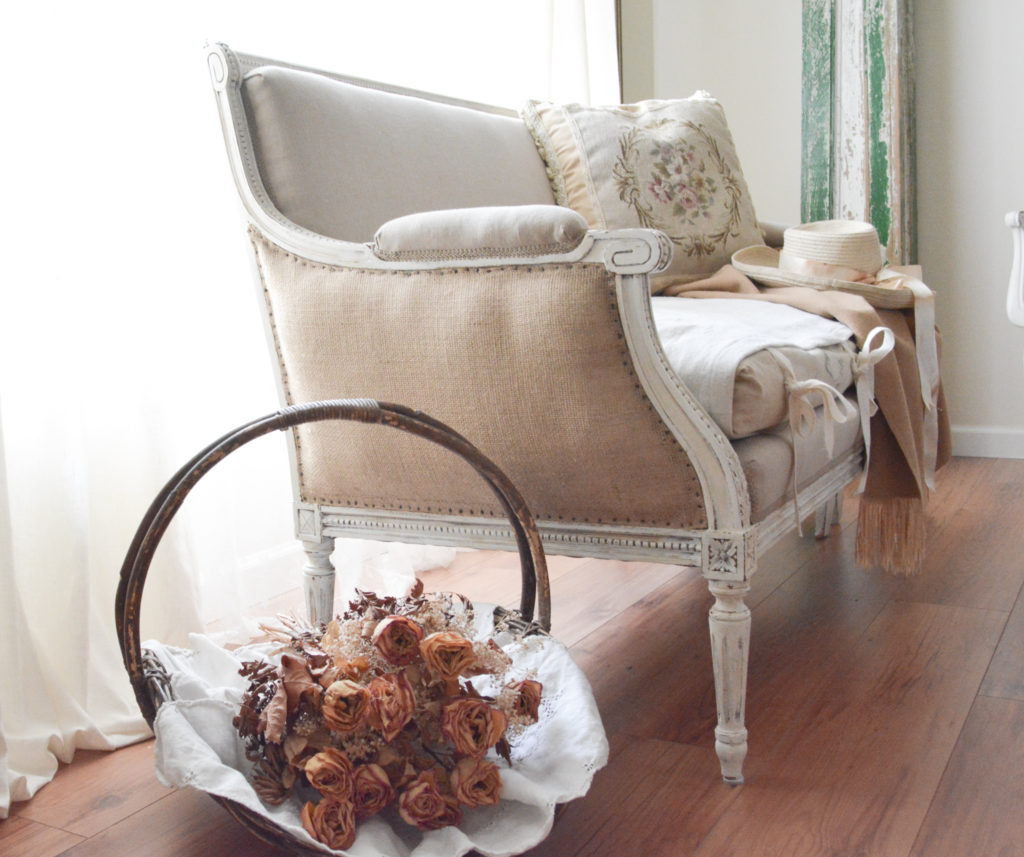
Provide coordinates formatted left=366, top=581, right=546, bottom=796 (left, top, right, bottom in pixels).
left=521, top=94, right=763, bottom=291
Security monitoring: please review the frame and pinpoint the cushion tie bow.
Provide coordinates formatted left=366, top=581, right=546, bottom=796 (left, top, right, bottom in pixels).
left=852, top=326, right=896, bottom=493
left=769, top=348, right=858, bottom=534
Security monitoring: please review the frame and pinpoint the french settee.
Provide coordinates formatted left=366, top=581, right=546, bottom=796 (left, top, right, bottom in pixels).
left=206, top=43, right=870, bottom=784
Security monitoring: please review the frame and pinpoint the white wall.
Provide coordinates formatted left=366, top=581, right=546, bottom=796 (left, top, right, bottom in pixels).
left=621, top=0, right=803, bottom=224
left=915, top=0, right=1024, bottom=457
left=621, top=0, right=1024, bottom=457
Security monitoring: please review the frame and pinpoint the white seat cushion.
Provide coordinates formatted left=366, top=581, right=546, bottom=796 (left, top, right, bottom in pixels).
left=652, top=296, right=857, bottom=438
left=727, top=344, right=856, bottom=438
left=734, top=396, right=862, bottom=522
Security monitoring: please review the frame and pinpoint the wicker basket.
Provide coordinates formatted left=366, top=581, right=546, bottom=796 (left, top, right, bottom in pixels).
left=115, top=399, right=552, bottom=856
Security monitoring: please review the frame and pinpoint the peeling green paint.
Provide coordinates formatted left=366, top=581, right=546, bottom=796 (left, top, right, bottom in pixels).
left=865, top=0, right=891, bottom=248
left=801, top=0, right=834, bottom=223
left=801, top=0, right=914, bottom=262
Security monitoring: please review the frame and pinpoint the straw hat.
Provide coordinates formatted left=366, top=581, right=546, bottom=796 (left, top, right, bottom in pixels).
left=732, top=220, right=913, bottom=308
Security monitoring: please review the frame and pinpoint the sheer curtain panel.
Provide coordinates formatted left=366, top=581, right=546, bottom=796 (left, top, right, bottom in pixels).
left=0, top=0, right=619, bottom=819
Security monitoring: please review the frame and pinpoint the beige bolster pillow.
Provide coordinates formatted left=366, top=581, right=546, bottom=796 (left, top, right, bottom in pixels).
left=371, top=205, right=589, bottom=261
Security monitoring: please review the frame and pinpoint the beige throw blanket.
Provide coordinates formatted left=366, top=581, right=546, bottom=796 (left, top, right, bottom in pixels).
left=663, top=266, right=952, bottom=574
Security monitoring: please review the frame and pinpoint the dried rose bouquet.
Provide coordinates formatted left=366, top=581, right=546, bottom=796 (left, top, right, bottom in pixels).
left=233, top=583, right=543, bottom=851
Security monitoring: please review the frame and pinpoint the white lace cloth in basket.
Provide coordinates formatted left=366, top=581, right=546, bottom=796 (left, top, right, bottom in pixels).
left=145, top=608, right=608, bottom=857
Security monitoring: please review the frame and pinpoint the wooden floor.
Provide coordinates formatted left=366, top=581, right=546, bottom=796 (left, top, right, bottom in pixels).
left=3, top=456, right=1024, bottom=856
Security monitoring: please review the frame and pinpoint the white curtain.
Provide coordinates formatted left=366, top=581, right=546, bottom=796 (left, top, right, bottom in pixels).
left=0, top=0, right=619, bottom=820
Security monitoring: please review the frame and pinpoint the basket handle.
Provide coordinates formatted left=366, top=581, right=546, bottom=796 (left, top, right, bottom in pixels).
left=115, top=399, right=550, bottom=725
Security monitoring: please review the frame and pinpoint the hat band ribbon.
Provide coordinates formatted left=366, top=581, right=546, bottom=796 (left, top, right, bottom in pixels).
left=778, top=253, right=877, bottom=285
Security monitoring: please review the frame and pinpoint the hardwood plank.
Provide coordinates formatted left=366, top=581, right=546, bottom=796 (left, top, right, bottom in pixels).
left=12, top=458, right=1022, bottom=857
left=883, top=458, right=1024, bottom=610
left=421, top=550, right=586, bottom=613
left=421, top=550, right=698, bottom=647
left=909, top=696, right=1024, bottom=857
left=979, top=576, right=1024, bottom=701
left=522, top=737, right=739, bottom=857
left=748, top=484, right=862, bottom=612
left=569, top=572, right=719, bottom=747
left=56, top=787, right=282, bottom=857
left=13, top=739, right=170, bottom=838
left=568, top=517, right=885, bottom=750
left=545, top=559, right=696, bottom=647
left=0, top=816, right=84, bottom=857
left=734, top=531, right=896, bottom=755
left=692, top=600, right=1006, bottom=857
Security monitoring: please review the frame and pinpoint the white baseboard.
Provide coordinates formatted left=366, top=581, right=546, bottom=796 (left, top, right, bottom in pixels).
left=951, top=425, right=1024, bottom=459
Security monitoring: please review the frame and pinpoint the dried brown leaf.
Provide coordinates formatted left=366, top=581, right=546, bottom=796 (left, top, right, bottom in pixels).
left=238, top=660, right=277, bottom=682
left=280, top=653, right=318, bottom=716
left=284, top=734, right=309, bottom=765
left=302, top=644, right=331, bottom=671
left=259, top=683, right=288, bottom=744
left=281, top=765, right=297, bottom=790
left=495, top=736, right=512, bottom=766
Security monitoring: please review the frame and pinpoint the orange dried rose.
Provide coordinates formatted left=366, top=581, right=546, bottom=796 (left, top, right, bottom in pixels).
left=304, top=748, right=355, bottom=799
left=441, top=698, right=508, bottom=758
left=508, top=679, right=543, bottom=721
left=300, top=796, right=357, bottom=850
left=368, top=672, right=417, bottom=741
left=371, top=615, right=424, bottom=666
left=322, top=679, right=371, bottom=733
left=420, top=631, right=476, bottom=680
left=353, top=763, right=395, bottom=819
left=450, top=757, right=503, bottom=807
left=397, top=769, right=462, bottom=831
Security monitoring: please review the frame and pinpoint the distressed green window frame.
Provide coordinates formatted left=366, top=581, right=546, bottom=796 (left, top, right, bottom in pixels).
left=801, top=0, right=916, bottom=264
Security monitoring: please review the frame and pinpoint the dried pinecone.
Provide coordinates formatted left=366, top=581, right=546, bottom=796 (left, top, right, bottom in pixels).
left=251, top=744, right=294, bottom=806
left=341, top=581, right=431, bottom=623
left=235, top=660, right=281, bottom=753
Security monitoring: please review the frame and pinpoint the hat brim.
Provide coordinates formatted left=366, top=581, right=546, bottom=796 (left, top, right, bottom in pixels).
left=732, top=245, right=913, bottom=309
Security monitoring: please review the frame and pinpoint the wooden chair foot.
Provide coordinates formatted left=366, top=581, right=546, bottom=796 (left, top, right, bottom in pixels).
left=708, top=579, right=751, bottom=784
left=301, top=536, right=336, bottom=626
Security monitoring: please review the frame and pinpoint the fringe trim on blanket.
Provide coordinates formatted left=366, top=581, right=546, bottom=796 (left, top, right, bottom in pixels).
left=855, top=496, right=927, bottom=575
